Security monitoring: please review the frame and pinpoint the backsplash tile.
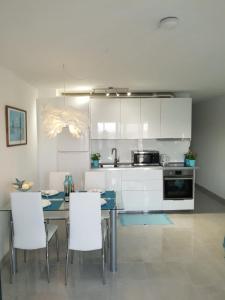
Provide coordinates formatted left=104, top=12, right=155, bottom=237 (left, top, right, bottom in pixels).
left=91, top=139, right=190, bottom=163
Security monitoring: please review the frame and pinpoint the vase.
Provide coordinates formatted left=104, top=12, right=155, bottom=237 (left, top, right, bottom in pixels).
left=188, top=159, right=196, bottom=167
left=185, top=159, right=190, bottom=167
left=92, top=160, right=99, bottom=168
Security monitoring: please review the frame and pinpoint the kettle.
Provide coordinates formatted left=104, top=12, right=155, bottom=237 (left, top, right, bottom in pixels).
left=160, top=154, right=169, bottom=166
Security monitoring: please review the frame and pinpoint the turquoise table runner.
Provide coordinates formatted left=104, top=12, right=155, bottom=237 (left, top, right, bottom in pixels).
left=42, top=192, right=65, bottom=200
left=42, top=191, right=116, bottom=211
left=42, top=192, right=65, bottom=211
left=43, top=200, right=64, bottom=211
left=101, top=191, right=116, bottom=210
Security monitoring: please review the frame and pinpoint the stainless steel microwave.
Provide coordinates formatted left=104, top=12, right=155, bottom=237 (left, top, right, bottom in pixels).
left=131, top=150, right=160, bottom=166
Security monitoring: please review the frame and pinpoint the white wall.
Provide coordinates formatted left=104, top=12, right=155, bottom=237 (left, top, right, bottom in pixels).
left=37, top=97, right=89, bottom=190
left=192, top=96, right=225, bottom=198
left=0, top=66, right=38, bottom=260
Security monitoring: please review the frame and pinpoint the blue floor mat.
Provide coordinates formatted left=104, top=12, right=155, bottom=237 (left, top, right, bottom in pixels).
left=120, top=213, right=173, bottom=226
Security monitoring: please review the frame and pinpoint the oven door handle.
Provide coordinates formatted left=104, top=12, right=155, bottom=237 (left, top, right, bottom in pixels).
left=164, top=177, right=193, bottom=180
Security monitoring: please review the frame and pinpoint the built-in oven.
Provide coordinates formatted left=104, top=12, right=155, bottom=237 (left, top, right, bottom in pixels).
left=163, top=169, right=194, bottom=200
left=131, top=150, right=160, bottom=166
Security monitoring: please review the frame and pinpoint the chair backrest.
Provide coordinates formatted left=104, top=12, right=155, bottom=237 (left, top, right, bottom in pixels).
left=69, top=192, right=102, bottom=251
left=10, top=192, right=46, bottom=250
left=49, top=171, right=70, bottom=190
left=85, top=171, right=106, bottom=190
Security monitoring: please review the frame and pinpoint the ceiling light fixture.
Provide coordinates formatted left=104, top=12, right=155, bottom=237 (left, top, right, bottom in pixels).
left=159, top=16, right=179, bottom=30
left=43, top=64, right=88, bottom=139
left=63, top=87, right=136, bottom=97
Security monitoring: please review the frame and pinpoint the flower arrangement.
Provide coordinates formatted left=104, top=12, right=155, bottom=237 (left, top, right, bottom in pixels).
left=185, top=149, right=197, bottom=160
left=91, top=153, right=101, bottom=168
left=184, top=149, right=197, bottom=167
left=13, top=178, right=33, bottom=192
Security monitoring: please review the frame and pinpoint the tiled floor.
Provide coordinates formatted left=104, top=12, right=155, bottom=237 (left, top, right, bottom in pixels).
left=2, top=187, right=225, bottom=300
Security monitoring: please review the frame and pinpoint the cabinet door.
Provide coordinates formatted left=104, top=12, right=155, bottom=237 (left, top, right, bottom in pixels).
left=122, top=169, right=162, bottom=181
left=161, top=98, right=192, bottom=138
left=141, top=98, right=161, bottom=139
left=122, top=191, right=162, bottom=211
left=121, top=98, right=140, bottom=139
left=90, top=98, right=120, bottom=139
left=105, top=170, right=122, bottom=191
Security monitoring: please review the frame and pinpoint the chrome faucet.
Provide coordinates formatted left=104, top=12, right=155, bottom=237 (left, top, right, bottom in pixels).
left=111, top=148, right=119, bottom=167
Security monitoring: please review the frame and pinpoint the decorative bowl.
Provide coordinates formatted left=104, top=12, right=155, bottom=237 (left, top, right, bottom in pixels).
left=12, top=178, right=33, bottom=192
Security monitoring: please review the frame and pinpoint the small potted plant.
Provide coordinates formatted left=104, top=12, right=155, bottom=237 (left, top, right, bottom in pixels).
left=184, top=149, right=197, bottom=167
left=91, top=153, right=101, bottom=168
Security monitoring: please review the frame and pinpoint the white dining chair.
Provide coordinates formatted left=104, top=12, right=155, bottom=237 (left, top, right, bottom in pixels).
left=65, top=192, right=107, bottom=285
left=49, top=171, right=70, bottom=191
left=10, top=192, right=59, bottom=283
left=85, top=171, right=110, bottom=247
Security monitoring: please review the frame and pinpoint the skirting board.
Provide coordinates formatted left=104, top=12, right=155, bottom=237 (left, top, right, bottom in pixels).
left=196, top=184, right=225, bottom=206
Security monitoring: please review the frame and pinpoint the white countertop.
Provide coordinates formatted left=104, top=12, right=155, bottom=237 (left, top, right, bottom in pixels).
left=89, top=165, right=197, bottom=171
left=90, top=166, right=163, bottom=171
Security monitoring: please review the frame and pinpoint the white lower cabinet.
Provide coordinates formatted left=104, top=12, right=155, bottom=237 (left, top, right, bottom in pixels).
left=122, top=169, right=163, bottom=211
left=91, top=168, right=163, bottom=211
left=122, top=190, right=162, bottom=211
left=92, top=168, right=196, bottom=211
left=162, top=200, right=194, bottom=210
left=105, top=170, right=122, bottom=191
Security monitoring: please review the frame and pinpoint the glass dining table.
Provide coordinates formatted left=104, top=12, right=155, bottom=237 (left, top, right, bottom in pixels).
left=0, top=190, right=123, bottom=300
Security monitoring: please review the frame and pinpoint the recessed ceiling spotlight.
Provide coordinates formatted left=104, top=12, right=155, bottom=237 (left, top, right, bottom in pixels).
left=127, top=92, right=131, bottom=96
left=159, top=17, right=179, bottom=30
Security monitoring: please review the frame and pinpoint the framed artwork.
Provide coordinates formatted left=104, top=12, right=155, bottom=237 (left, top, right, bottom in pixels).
left=5, top=106, right=27, bottom=147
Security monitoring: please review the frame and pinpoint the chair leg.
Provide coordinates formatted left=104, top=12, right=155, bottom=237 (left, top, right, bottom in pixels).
left=55, top=232, right=59, bottom=262
left=65, top=248, right=70, bottom=285
left=106, top=219, right=110, bottom=249
left=71, top=250, right=74, bottom=264
left=46, top=244, right=50, bottom=283
left=102, top=244, right=106, bottom=284
left=15, top=249, right=18, bottom=273
left=24, top=250, right=27, bottom=263
left=9, top=246, right=15, bottom=283
left=65, top=219, right=69, bottom=237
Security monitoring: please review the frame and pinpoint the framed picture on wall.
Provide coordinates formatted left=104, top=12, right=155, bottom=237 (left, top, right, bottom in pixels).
left=5, top=106, right=27, bottom=147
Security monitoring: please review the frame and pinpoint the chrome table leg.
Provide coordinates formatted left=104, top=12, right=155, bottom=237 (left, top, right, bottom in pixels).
left=9, top=213, right=16, bottom=279
left=0, top=265, right=2, bottom=300
left=110, top=209, right=117, bottom=272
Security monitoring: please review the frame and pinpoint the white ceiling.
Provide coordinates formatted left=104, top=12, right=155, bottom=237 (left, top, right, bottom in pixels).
left=0, top=0, right=225, bottom=100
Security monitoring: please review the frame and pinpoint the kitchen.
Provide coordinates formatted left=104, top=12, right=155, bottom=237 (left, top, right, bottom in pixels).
left=37, top=95, right=195, bottom=212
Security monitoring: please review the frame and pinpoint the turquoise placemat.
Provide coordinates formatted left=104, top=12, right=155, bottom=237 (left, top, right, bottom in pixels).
left=42, top=192, right=65, bottom=200
left=120, top=213, right=173, bottom=226
left=101, top=191, right=116, bottom=199
left=43, top=200, right=64, bottom=211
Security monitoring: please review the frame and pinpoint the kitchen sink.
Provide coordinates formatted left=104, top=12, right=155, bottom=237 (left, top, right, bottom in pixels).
left=100, top=162, right=132, bottom=168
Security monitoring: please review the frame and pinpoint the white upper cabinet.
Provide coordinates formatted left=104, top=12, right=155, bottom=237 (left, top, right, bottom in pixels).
left=141, top=98, right=161, bottom=139
left=161, top=98, right=192, bottom=138
left=90, top=97, right=192, bottom=139
left=90, top=98, right=121, bottom=139
left=121, top=98, right=140, bottom=139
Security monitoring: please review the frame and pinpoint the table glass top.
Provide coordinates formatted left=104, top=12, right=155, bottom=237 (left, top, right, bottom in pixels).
left=0, top=191, right=124, bottom=211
